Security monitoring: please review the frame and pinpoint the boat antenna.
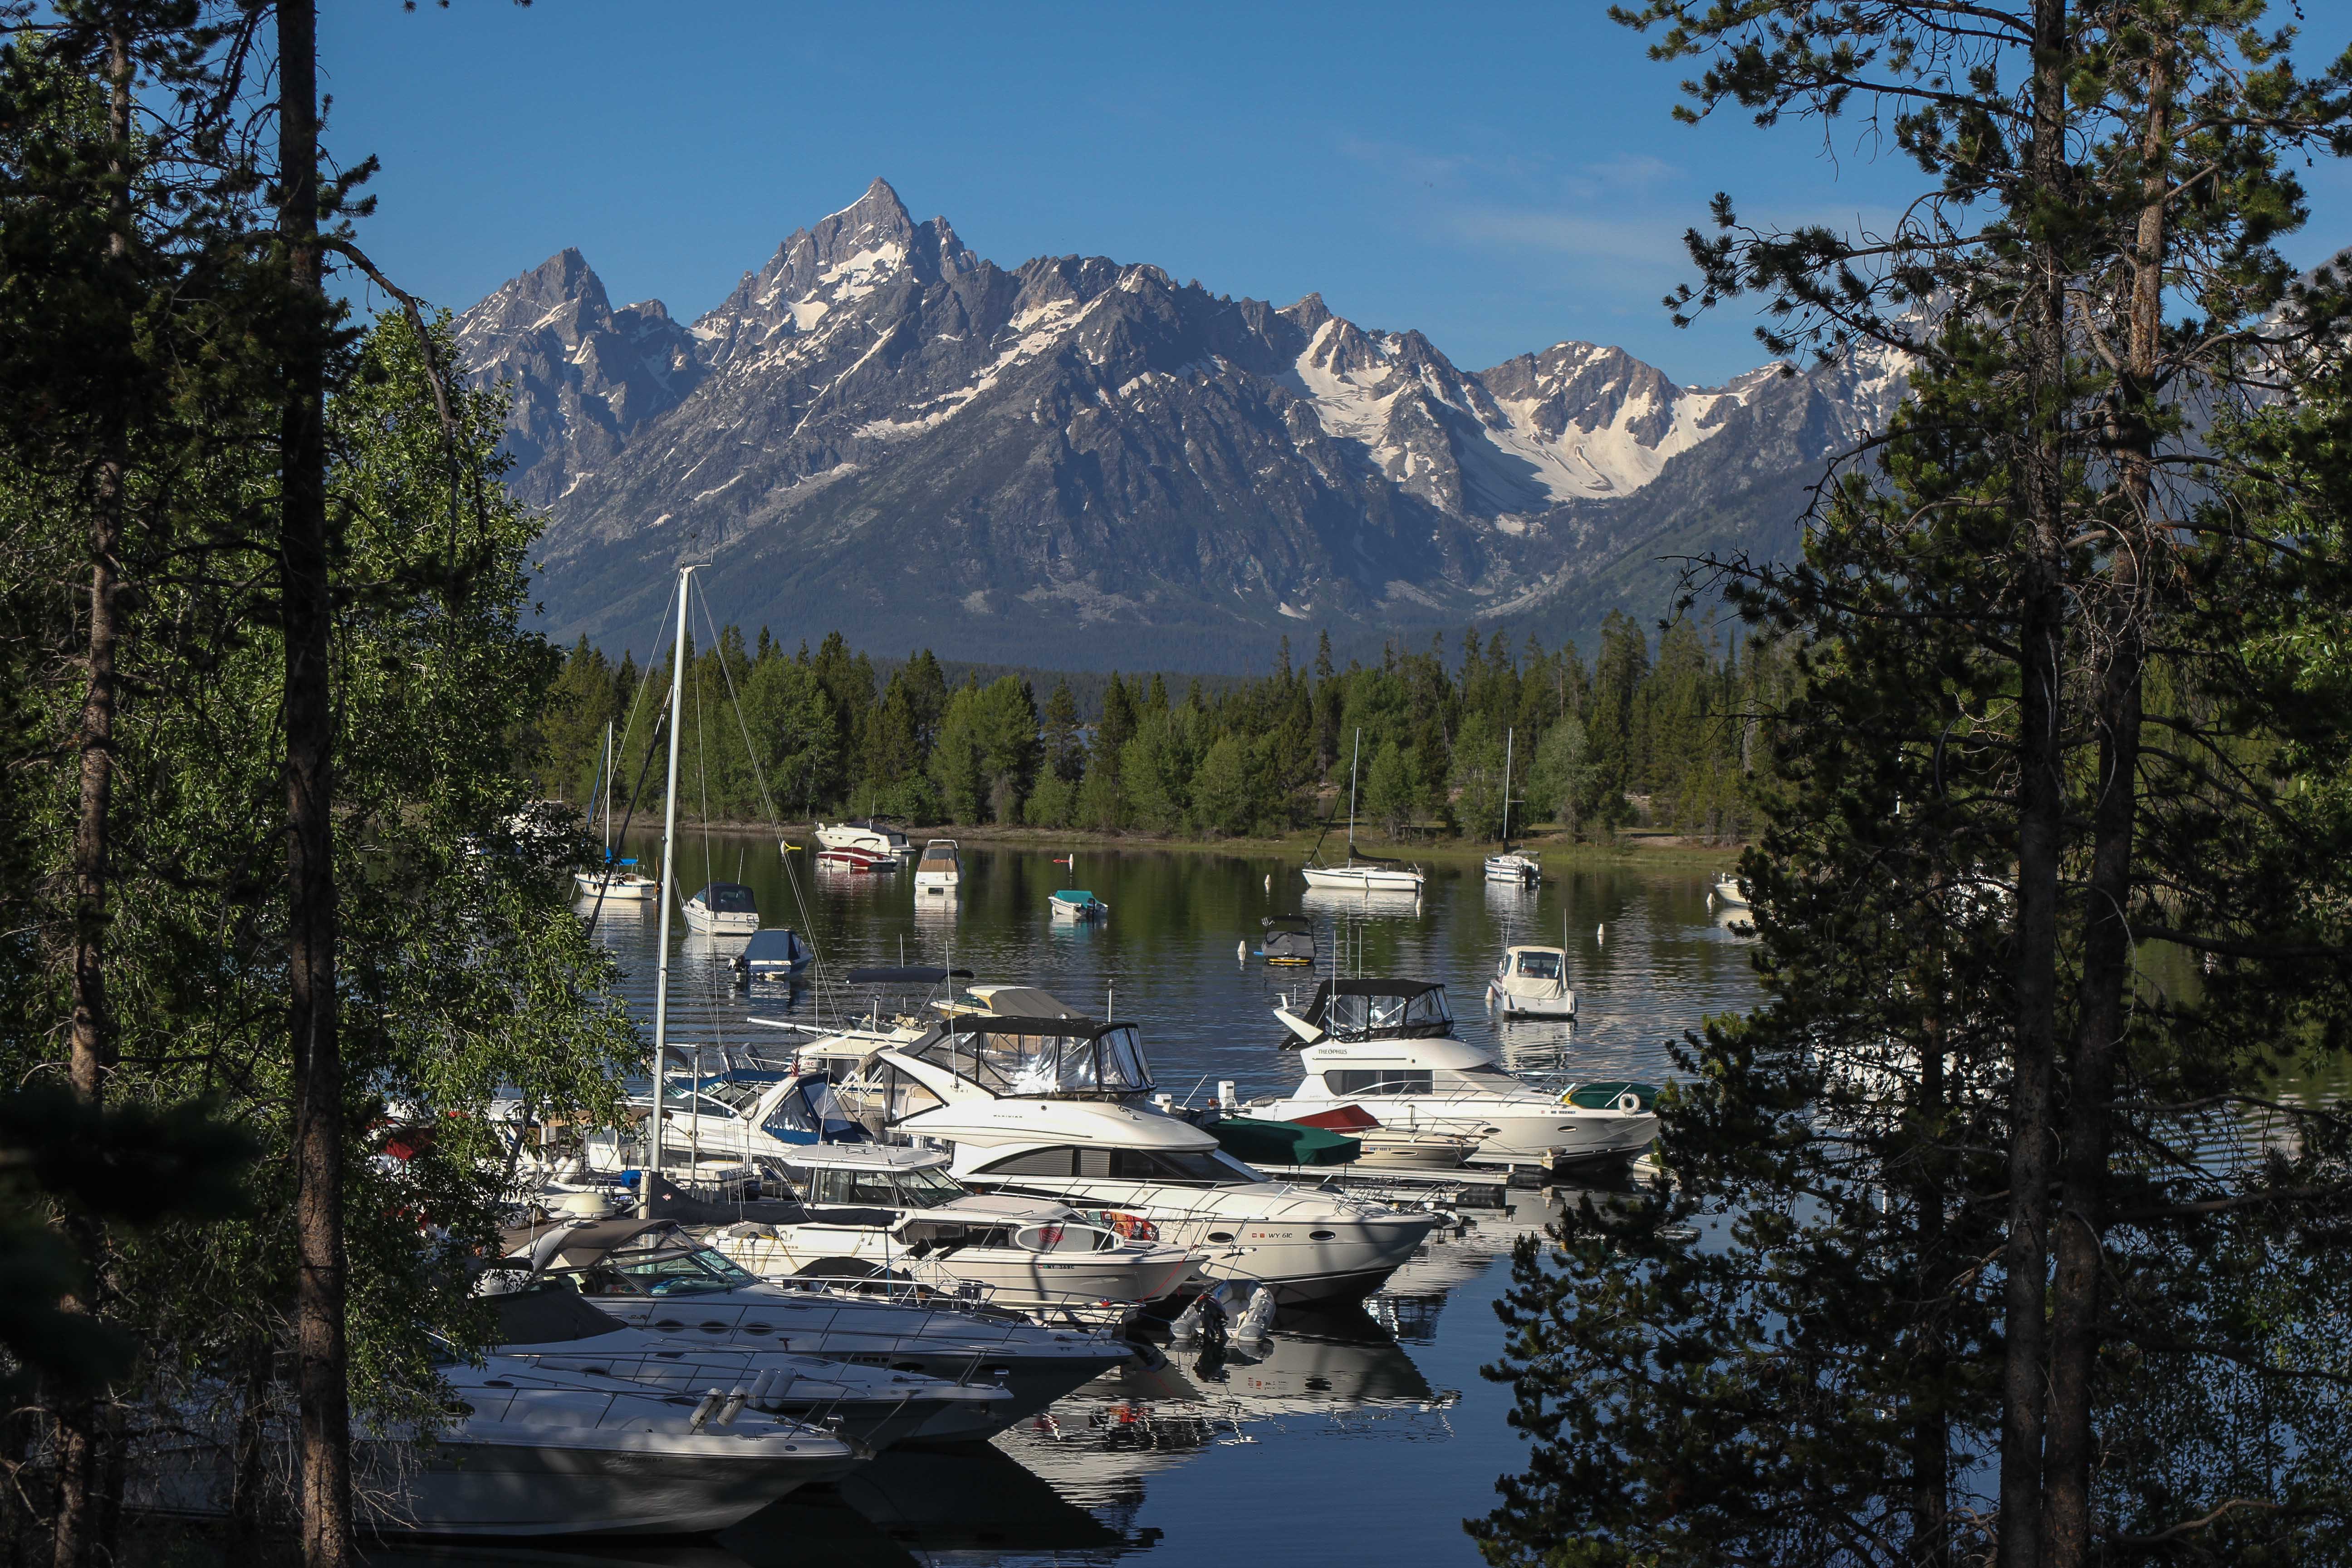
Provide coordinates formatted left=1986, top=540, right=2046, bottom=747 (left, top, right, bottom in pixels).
left=644, top=562, right=699, bottom=1219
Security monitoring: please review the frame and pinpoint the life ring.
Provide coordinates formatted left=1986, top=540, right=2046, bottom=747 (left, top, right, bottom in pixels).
left=1617, top=1091, right=1643, bottom=1115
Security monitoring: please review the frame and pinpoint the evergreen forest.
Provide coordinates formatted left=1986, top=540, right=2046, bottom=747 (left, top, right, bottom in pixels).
left=531, top=615, right=1798, bottom=844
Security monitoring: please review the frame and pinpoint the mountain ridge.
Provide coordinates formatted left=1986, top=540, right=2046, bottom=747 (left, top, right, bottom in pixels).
left=457, top=178, right=1899, bottom=666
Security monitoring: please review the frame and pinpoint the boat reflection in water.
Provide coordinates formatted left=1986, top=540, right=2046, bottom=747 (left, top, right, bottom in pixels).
left=1004, top=1306, right=1459, bottom=1504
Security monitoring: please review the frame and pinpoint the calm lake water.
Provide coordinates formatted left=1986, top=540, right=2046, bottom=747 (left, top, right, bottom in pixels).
left=515, top=836, right=1767, bottom=1568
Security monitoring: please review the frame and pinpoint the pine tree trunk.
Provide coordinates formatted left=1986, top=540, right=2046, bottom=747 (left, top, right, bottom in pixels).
left=1996, top=5, right=2076, bottom=1564
left=276, top=4, right=351, bottom=1563
left=54, top=20, right=134, bottom=1564
left=2042, top=47, right=2171, bottom=1568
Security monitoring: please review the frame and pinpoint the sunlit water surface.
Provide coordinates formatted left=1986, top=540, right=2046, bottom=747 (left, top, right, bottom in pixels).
left=478, top=837, right=1764, bottom=1568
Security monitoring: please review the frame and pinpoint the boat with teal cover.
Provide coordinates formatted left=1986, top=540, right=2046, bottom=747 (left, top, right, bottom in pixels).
left=1049, top=889, right=1108, bottom=922
left=1207, top=1116, right=1361, bottom=1169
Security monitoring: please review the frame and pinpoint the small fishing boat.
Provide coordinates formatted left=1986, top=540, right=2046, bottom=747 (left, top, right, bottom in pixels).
left=1486, top=944, right=1576, bottom=1018
left=681, top=881, right=760, bottom=936
left=1048, top=889, right=1108, bottom=922
left=1257, top=915, right=1316, bottom=965
left=730, top=926, right=816, bottom=985
left=1711, top=872, right=1751, bottom=909
left=915, top=838, right=961, bottom=894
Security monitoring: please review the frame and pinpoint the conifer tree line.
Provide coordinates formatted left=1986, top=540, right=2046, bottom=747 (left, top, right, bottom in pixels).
left=534, top=612, right=1801, bottom=844
left=0, top=7, right=631, bottom=1567
left=1472, top=5, right=2352, bottom=1568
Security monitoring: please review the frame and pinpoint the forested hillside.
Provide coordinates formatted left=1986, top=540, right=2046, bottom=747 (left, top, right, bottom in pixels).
left=534, top=617, right=1797, bottom=843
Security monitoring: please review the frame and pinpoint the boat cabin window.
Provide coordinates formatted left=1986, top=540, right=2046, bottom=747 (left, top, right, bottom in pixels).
left=1514, top=952, right=1563, bottom=980
left=759, top=1077, right=867, bottom=1144
left=977, top=1144, right=1263, bottom=1186
left=1323, top=1068, right=1436, bottom=1097
left=801, top=1167, right=900, bottom=1206
left=1322, top=988, right=1452, bottom=1037
left=702, top=884, right=757, bottom=913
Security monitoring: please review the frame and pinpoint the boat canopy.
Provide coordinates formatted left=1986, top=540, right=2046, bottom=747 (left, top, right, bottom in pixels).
left=694, top=882, right=758, bottom=913
left=1297, top=978, right=1455, bottom=1042
left=743, top=928, right=808, bottom=965
left=1052, top=889, right=1100, bottom=904
left=904, top=1014, right=1154, bottom=1098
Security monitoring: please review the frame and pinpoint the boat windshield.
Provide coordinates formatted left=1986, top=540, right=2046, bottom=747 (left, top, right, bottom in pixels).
left=701, top=883, right=757, bottom=913
left=701, top=1078, right=779, bottom=1113
left=915, top=1021, right=1154, bottom=1097
left=1514, top=952, right=1563, bottom=980
left=1324, top=987, right=1452, bottom=1037
left=585, top=1238, right=760, bottom=1298
left=893, top=1164, right=965, bottom=1207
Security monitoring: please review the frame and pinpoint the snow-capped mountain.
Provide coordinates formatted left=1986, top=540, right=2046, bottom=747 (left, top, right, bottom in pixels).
left=455, top=178, right=1903, bottom=666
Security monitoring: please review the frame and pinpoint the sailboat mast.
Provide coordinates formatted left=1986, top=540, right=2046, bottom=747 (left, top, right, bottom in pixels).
left=602, top=720, right=614, bottom=860
left=1347, top=729, right=1360, bottom=861
left=643, top=564, right=696, bottom=1219
left=1501, top=728, right=1513, bottom=845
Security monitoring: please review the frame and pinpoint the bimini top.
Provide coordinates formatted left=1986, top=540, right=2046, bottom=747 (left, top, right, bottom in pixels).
left=1297, top=978, right=1455, bottom=1042
left=691, top=882, right=757, bottom=913
left=901, top=1013, right=1153, bottom=1099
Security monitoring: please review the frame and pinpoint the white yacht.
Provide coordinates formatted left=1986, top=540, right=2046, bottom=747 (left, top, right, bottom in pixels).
left=914, top=838, right=962, bottom=893
left=852, top=1013, right=1440, bottom=1304
left=682, top=880, right=760, bottom=936
left=1486, top=945, right=1577, bottom=1019
left=1255, top=979, right=1657, bottom=1170
left=514, top=1219, right=1134, bottom=1421
left=706, top=1142, right=1203, bottom=1315
left=129, top=1352, right=854, bottom=1538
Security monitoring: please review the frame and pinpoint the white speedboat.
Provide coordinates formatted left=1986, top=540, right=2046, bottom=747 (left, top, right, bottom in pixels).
left=1711, top=872, right=1751, bottom=908
left=129, top=1353, right=854, bottom=1538
left=517, top=1219, right=1134, bottom=1421
left=682, top=880, right=760, bottom=936
left=483, top=1273, right=1015, bottom=1448
left=1048, top=889, right=1108, bottom=922
left=1486, top=945, right=1576, bottom=1018
left=914, top=838, right=961, bottom=894
left=855, top=1014, right=1440, bottom=1304
left=816, top=817, right=911, bottom=857
left=706, top=1142, right=1203, bottom=1315
left=1257, top=978, right=1656, bottom=1170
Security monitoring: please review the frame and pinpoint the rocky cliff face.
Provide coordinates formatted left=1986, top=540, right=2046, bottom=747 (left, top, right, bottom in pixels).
left=456, top=178, right=1901, bottom=666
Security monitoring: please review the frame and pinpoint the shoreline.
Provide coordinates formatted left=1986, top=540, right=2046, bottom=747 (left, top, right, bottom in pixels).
left=600, top=813, right=1747, bottom=867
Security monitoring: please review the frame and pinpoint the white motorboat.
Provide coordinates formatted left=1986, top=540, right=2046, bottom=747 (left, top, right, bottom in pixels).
left=682, top=880, right=760, bottom=936
left=816, top=843, right=899, bottom=873
left=515, top=1219, right=1135, bottom=1422
left=482, top=1270, right=1015, bottom=1448
left=1300, top=729, right=1426, bottom=898
left=128, top=1353, right=854, bottom=1538
left=572, top=720, right=658, bottom=901
left=705, top=1142, right=1203, bottom=1315
left=851, top=1013, right=1440, bottom=1304
left=914, top=838, right=961, bottom=894
left=816, top=817, right=912, bottom=858
left=1486, top=945, right=1577, bottom=1019
left=1048, top=889, right=1108, bottom=922
left=1256, top=978, right=1656, bottom=1169
left=1711, top=871, right=1751, bottom=908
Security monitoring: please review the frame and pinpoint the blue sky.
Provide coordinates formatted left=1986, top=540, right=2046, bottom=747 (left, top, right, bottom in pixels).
left=322, top=1, right=2352, bottom=387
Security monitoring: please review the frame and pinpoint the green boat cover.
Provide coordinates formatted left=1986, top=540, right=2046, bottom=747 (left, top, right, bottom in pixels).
left=1052, top=890, right=1099, bottom=904
left=1563, top=1080, right=1661, bottom=1111
left=1210, top=1116, right=1361, bottom=1168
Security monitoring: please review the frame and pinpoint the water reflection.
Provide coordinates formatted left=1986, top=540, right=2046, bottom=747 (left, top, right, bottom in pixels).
left=573, top=839, right=1764, bottom=1566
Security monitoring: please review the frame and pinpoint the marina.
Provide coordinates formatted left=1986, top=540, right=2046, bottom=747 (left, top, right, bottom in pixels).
left=549, top=833, right=1761, bottom=1565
